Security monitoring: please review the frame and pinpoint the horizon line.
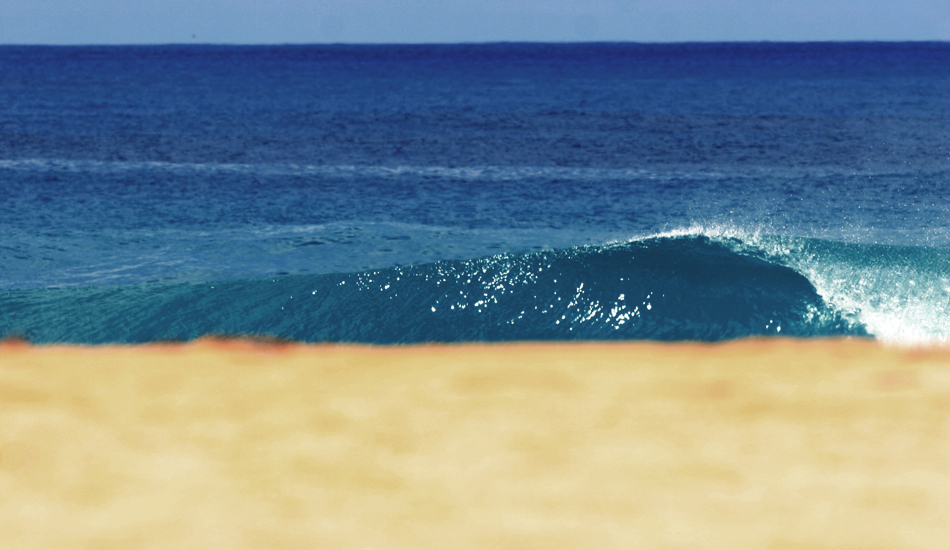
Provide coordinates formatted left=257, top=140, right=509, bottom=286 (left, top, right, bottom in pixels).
left=2, top=39, right=949, bottom=47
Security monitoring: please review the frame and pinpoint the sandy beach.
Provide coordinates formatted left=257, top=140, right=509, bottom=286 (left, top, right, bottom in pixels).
left=1, top=337, right=948, bottom=549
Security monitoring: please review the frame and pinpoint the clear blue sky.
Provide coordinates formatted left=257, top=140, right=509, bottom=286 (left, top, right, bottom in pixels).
left=4, top=0, right=949, bottom=44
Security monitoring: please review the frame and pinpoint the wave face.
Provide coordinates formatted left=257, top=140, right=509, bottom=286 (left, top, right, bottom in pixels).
left=0, top=236, right=870, bottom=344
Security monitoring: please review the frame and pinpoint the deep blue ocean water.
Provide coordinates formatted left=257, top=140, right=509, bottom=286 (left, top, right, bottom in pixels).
left=1, top=43, right=948, bottom=344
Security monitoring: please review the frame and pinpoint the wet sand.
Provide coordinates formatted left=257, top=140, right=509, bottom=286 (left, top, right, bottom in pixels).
left=1, top=338, right=948, bottom=549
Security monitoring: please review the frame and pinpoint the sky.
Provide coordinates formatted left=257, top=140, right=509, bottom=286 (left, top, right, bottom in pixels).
left=3, top=0, right=950, bottom=44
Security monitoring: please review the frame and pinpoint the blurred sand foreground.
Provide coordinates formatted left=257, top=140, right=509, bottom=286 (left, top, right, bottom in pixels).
left=0, top=338, right=948, bottom=549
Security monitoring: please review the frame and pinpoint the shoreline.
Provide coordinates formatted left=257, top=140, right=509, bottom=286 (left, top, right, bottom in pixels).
left=2, top=337, right=948, bottom=548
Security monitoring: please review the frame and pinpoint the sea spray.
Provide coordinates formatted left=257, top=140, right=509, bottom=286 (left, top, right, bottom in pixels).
left=714, top=234, right=950, bottom=345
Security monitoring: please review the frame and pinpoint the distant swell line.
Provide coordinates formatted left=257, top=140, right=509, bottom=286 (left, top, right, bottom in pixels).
left=1, top=158, right=941, bottom=181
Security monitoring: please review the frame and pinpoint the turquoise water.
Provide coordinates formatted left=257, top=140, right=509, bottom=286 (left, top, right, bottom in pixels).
left=1, top=43, right=948, bottom=344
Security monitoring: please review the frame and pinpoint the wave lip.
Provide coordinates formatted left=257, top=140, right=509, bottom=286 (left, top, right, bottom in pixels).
left=0, top=236, right=865, bottom=344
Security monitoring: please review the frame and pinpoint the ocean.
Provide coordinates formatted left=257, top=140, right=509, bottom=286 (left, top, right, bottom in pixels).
left=1, top=42, right=948, bottom=345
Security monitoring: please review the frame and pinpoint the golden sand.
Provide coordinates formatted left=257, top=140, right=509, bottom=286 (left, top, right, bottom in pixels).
left=0, top=338, right=948, bottom=549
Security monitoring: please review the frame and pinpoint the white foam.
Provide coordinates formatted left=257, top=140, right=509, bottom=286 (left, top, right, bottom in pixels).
left=787, top=253, right=950, bottom=346
left=690, top=226, right=950, bottom=347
